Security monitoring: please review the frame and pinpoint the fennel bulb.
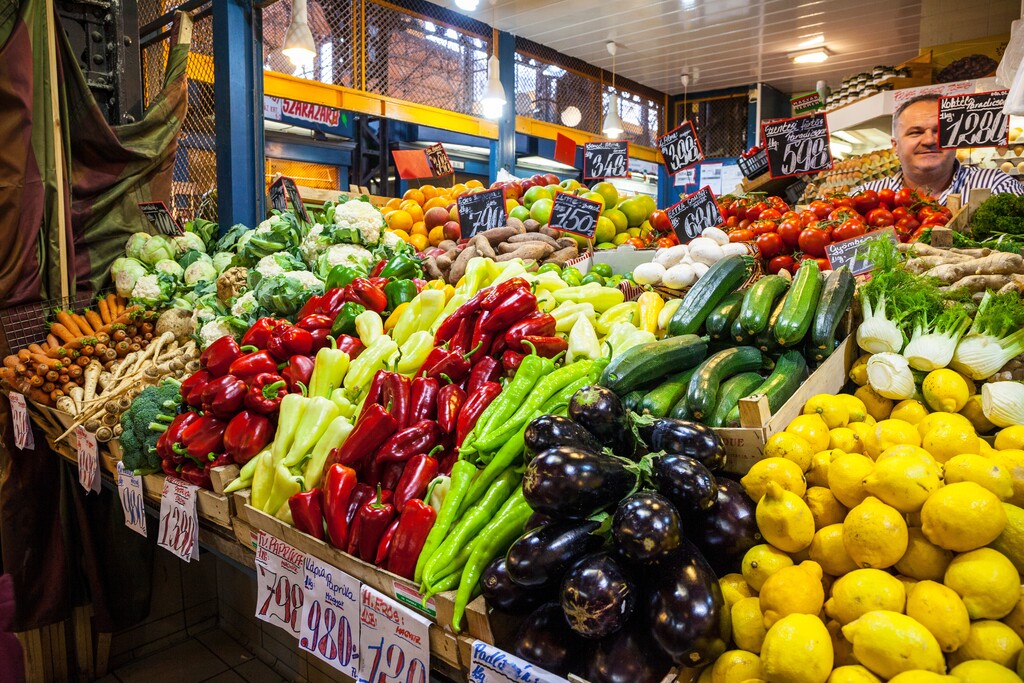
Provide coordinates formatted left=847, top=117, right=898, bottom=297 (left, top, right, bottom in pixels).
left=982, top=381, right=1024, bottom=428
left=866, top=352, right=917, bottom=400
left=903, top=306, right=973, bottom=371
left=950, top=291, right=1024, bottom=380
left=857, top=294, right=904, bottom=354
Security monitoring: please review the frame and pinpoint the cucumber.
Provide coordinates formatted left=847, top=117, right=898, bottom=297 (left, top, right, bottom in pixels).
left=810, top=266, right=855, bottom=361
left=724, top=350, right=807, bottom=426
left=686, top=346, right=768, bottom=420
left=622, top=389, right=646, bottom=412
left=740, top=275, right=790, bottom=335
left=705, top=292, right=745, bottom=341
left=600, top=334, right=707, bottom=394
left=774, top=261, right=823, bottom=347
left=707, top=372, right=765, bottom=428
left=667, top=255, right=751, bottom=336
left=731, top=315, right=748, bottom=345
left=755, top=298, right=788, bottom=355
left=639, top=367, right=698, bottom=417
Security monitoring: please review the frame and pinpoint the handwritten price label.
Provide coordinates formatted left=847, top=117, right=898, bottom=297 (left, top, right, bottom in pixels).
left=939, top=91, right=1009, bottom=149
left=548, top=193, right=602, bottom=239
left=254, top=531, right=306, bottom=637
left=76, top=426, right=100, bottom=493
left=357, top=586, right=430, bottom=683
left=138, top=201, right=183, bottom=236
left=457, top=188, right=508, bottom=238
left=469, top=640, right=568, bottom=683
left=583, top=141, right=629, bottom=180
left=425, top=143, right=453, bottom=177
left=762, top=113, right=833, bottom=178
left=157, top=476, right=199, bottom=562
left=300, top=556, right=360, bottom=677
left=9, top=392, right=33, bottom=451
left=116, top=462, right=147, bottom=537
left=667, top=186, right=724, bottom=243
left=657, top=121, right=703, bottom=176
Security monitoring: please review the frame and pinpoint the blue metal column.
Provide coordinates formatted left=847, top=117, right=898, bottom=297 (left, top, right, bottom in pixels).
left=489, top=30, right=516, bottom=181
left=213, top=0, right=264, bottom=230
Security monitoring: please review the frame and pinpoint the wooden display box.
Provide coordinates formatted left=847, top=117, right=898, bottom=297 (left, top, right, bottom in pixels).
left=139, top=471, right=236, bottom=529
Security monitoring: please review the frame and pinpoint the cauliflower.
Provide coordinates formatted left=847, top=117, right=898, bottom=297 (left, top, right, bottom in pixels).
left=299, top=223, right=331, bottom=266
left=254, top=255, right=286, bottom=280
left=333, top=199, right=386, bottom=246
left=230, top=291, right=259, bottom=319
left=173, top=232, right=206, bottom=255
left=199, top=319, right=237, bottom=349
left=130, top=273, right=176, bottom=309
left=315, top=244, right=373, bottom=279
left=250, top=253, right=306, bottom=286
left=380, top=230, right=403, bottom=251
left=285, top=270, right=325, bottom=289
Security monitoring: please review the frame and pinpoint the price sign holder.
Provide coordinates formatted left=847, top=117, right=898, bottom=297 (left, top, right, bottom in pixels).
left=254, top=531, right=306, bottom=638
left=583, top=141, right=630, bottom=180
left=76, top=426, right=100, bottom=494
left=549, top=193, right=602, bottom=239
left=357, top=586, right=430, bottom=683
left=457, top=187, right=507, bottom=238
left=268, top=176, right=311, bottom=223
left=667, top=186, right=724, bottom=243
left=158, top=476, right=199, bottom=562
left=761, top=113, right=833, bottom=178
left=300, top=556, right=360, bottom=677
left=825, top=227, right=899, bottom=276
left=116, top=462, right=148, bottom=537
left=9, top=392, right=33, bottom=450
left=468, top=639, right=569, bottom=683
left=424, top=143, right=453, bottom=177
left=138, top=201, right=184, bottom=236
left=737, top=148, right=770, bottom=180
left=939, top=90, right=1009, bottom=149
left=657, top=121, right=704, bottom=176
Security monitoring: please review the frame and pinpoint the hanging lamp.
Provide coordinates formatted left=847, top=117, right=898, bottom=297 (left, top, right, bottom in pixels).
left=283, top=0, right=316, bottom=68
left=603, top=41, right=624, bottom=138
left=479, top=1, right=506, bottom=120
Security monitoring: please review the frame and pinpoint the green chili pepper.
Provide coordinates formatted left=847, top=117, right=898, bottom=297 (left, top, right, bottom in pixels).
left=384, top=279, right=418, bottom=312
left=421, top=538, right=479, bottom=601
left=331, top=301, right=366, bottom=337
left=466, top=353, right=552, bottom=451
left=414, top=459, right=478, bottom=584
left=325, top=265, right=361, bottom=291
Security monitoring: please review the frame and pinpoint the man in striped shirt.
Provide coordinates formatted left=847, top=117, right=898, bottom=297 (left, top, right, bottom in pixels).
left=853, top=93, right=1024, bottom=204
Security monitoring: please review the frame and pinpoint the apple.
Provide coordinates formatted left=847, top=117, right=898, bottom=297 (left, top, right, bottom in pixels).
left=543, top=173, right=560, bottom=186
left=523, top=185, right=554, bottom=209
left=530, top=198, right=554, bottom=224
left=520, top=179, right=537, bottom=193
left=531, top=174, right=547, bottom=186
left=559, top=179, right=581, bottom=192
left=443, top=220, right=462, bottom=241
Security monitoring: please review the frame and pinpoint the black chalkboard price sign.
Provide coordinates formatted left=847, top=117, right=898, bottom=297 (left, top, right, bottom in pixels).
left=138, top=202, right=183, bottom=236
left=549, top=192, right=602, bottom=239
left=269, top=176, right=311, bottom=223
left=666, top=186, right=723, bottom=243
left=657, top=121, right=704, bottom=176
left=762, top=113, right=833, bottom=178
left=939, top=90, right=1009, bottom=149
left=737, top=147, right=770, bottom=180
left=425, top=143, right=454, bottom=177
left=457, top=188, right=507, bottom=238
left=583, top=141, right=629, bottom=180
left=825, top=227, right=898, bottom=276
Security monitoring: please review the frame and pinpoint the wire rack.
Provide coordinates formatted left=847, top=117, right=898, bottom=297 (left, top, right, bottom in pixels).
left=0, top=289, right=111, bottom=355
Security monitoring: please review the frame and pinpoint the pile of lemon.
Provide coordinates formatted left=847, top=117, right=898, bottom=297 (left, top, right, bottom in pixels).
left=698, top=386, right=1024, bottom=683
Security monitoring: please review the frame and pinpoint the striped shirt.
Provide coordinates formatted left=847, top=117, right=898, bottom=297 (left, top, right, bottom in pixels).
left=853, top=160, right=1024, bottom=205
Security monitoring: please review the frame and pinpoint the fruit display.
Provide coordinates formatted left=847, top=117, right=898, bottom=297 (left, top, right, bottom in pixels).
left=801, top=148, right=900, bottom=200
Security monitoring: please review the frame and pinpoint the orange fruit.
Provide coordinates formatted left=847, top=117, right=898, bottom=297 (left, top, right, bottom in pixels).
left=419, top=184, right=437, bottom=200
left=424, top=197, right=449, bottom=211
left=410, top=221, right=428, bottom=237
left=465, top=179, right=483, bottom=189
left=409, top=233, right=429, bottom=252
left=390, top=229, right=410, bottom=242
left=380, top=206, right=395, bottom=217
left=386, top=197, right=402, bottom=209
left=400, top=201, right=424, bottom=223
left=452, top=183, right=467, bottom=196
left=403, top=188, right=425, bottom=206
left=386, top=210, right=413, bottom=232
left=428, top=225, right=445, bottom=245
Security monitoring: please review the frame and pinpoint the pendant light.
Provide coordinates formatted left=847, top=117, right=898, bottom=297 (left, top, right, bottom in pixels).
left=603, top=41, right=624, bottom=139
left=480, top=1, right=506, bottom=120
left=283, top=0, right=316, bottom=68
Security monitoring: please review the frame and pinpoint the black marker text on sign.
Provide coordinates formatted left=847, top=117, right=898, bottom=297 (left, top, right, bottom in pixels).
left=939, top=91, right=1009, bottom=149
left=549, top=193, right=602, bottom=239
left=667, top=186, right=723, bottom=243
left=762, top=113, right=833, bottom=178
left=457, top=188, right=507, bottom=239
left=657, top=121, right=704, bottom=176
left=583, top=141, right=629, bottom=180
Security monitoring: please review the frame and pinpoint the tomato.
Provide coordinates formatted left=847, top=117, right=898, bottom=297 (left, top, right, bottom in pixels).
left=832, top=218, right=867, bottom=242
left=728, top=229, right=755, bottom=242
left=866, top=207, right=894, bottom=227
left=777, top=219, right=804, bottom=247
left=648, top=210, right=672, bottom=234
left=832, top=195, right=857, bottom=210
left=655, top=236, right=678, bottom=249
left=727, top=198, right=748, bottom=218
left=799, top=256, right=832, bottom=271
left=738, top=219, right=751, bottom=230
left=756, top=232, right=785, bottom=259
left=894, top=188, right=919, bottom=208
left=799, top=210, right=819, bottom=227
left=798, top=227, right=831, bottom=257
left=808, top=200, right=832, bottom=219
left=625, top=237, right=647, bottom=249
left=877, top=188, right=896, bottom=209
left=745, top=201, right=769, bottom=221
left=767, top=255, right=796, bottom=275
left=781, top=211, right=802, bottom=223
left=767, top=196, right=791, bottom=212
left=751, top=219, right=778, bottom=236
left=894, top=216, right=921, bottom=240
left=852, top=189, right=879, bottom=215
left=891, top=206, right=910, bottom=222
left=724, top=215, right=740, bottom=229
left=759, top=208, right=783, bottom=221
left=828, top=208, right=858, bottom=223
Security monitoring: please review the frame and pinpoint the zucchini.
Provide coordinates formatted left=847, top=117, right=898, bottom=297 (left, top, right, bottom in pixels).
left=600, top=334, right=707, bottom=394
left=707, top=372, right=765, bottom=428
left=622, top=389, right=646, bottom=412
left=773, top=261, right=823, bottom=347
left=730, top=315, right=748, bottom=345
left=755, top=298, right=788, bottom=355
left=669, top=395, right=692, bottom=420
left=810, top=266, right=855, bottom=360
left=667, top=255, right=751, bottom=336
left=705, top=292, right=745, bottom=341
left=639, top=368, right=698, bottom=417
left=724, top=350, right=807, bottom=426
left=740, top=275, right=790, bottom=335
left=686, top=346, right=768, bottom=420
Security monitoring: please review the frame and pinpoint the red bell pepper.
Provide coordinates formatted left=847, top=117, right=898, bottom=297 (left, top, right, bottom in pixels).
left=159, top=412, right=199, bottom=461
left=504, top=311, right=557, bottom=352
left=281, top=355, right=315, bottom=394
left=479, top=278, right=530, bottom=310
left=520, top=335, right=568, bottom=358
left=322, top=464, right=358, bottom=548
left=465, top=357, right=501, bottom=395
left=369, top=260, right=387, bottom=278
left=177, top=414, right=228, bottom=460
left=200, top=374, right=247, bottom=419
left=180, top=462, right=212, bottom=489
left=318, top=287, right=350, bottom=318
left=345, top=482, right=377, bottom=526
left=481, top=288, right=537, bottom=333
left=375, top=420, right=441, bottom=464
left=374, top=518, right=401, bottom=566
left=381, top=372, right=411, bottom=429
left=297, top=313, right=334, bottom=332
left=200, top=336, right=243, bottom=377
left=241, top=318, right=280, bottom=350
left=437, top=384, right=465, bottom=434
left=347, top=485, right=395, bottom=561
left=335, top=334, right=364, bottom=360
left=347, top=278, right=388, bottom=314
left=161, top=458, right=179, bottom=477
left=456, top=382, right=502, bottom=447
left=385, top=498, right=438, bottom=579
left=228, top=350, right=278, bottom=381
left=296, top=294, right=324, bottom=320
left=409, top=377, right=439, bottom=424
left=393, top=453, right=439, bottom=512
left=244, top=373, right=287, bottom=415
left=289, top=488, right=325, bottom=541
left=268, top=323, right=314, bottom=361
left=180, top=370, right=211, bottom=408
left=501, top=350, right=525, bottom=374
left=321, top=403, right=399, bottom=477
left=223, top=411, right=272, bottom=464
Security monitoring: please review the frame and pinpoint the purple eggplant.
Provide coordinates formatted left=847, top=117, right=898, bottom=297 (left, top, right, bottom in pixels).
left=513, top=602, right=585, bottom=677
left=585, top=617, right=674, bottom=683
left=524, top=414, right=602, bottom=456
left=683, top=476, right=762, bottom=575
left=636, top=418, right=726, bottom=472
left=560, top=552, right=637, bottom=640
left=506, top=520, right=602, bottom=588
left=612, top=491, right=682, bottom=563
left=568, top=386, right=636, bottom=459
left=480, top=557, right=550, bottom=613
left=523, top=447, right=638, bottom=519
left=648, top=452, right=719, bottom=516
left=524, top=511, right=556, bottom=531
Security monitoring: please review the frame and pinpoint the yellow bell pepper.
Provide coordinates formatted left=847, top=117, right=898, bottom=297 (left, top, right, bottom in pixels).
left=595, top=302, right=639, bottom=335
left=441, top=284, right=455, bottom=301
left=384, top=303, right=408, bottom=331
left=424, top=279, right=447, bottom=290
left=552, top=283, right=625, bottom=312
left=637, top=292, right=665, bottom=335
left=396, top=330, right=434, bottom=376
left=658, top=298, right=683, bottom=332
left=552, top=302, right=597, bottom=333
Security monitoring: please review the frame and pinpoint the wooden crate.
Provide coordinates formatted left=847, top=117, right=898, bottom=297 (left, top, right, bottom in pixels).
left=140, top=472, right=234, bottom=529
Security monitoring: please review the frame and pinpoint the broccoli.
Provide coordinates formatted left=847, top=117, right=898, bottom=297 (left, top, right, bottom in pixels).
left=119, top=379, right=182, bottom=474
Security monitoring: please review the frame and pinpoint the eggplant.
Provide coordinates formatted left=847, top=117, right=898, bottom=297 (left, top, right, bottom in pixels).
left=636, top=418, right=727, bottom=472
left=645, top=539, right=728, bottom=667
left=523, top=447, right=638, bottom=519
left=480, top=557, right=551, bottom=613
left=513, top=602, right=584, bottom=676
left=585, top=617, right=674, bottom=683
left=568, top=386, right=636, bottom=459
left=524, top=511, right=556, bottom=531
left=648, top=452, right=719, bottom=516
left=506, top=520, right=602, bottom=588
left=683, top=476, right=762, bottom=575
left=524, top=414, right=603, bottom=456
left=612, top=491, right=682, bottom=563
left=560, top=552, right=637, bottom=639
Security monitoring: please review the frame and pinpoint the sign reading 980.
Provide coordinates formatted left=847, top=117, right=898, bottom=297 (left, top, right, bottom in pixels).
left=762, top=113, right=833, bottom=178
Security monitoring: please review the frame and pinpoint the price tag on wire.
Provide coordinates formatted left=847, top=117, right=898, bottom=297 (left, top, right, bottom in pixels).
left=116, top=461, right=148, bottom=537
left=469, top=640, right=568, bottom=683
left=254, top=531, right=306, bottom=638
left=76, top=426, right=100, bottom=494
left=357, top=586, right=430, bottom=683
left=299, top=556, right=360, bottom=677
left=8, top=392, right=33, bottom=450
left=158, top=476, right=199, bottom=562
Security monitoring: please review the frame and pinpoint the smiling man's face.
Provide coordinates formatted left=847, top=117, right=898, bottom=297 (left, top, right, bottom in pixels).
left=893, top=99, right=956, bottom=184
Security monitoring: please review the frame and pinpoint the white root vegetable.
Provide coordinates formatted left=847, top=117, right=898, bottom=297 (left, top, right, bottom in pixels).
left=83, top=361, right=102, bottom=402
left=69, top=386, right=84, bottom=414
left=923, top=253, right=1024, bottom=283
left=56, top=397, right=76, bottom=415
left=691, top=262, right=710, bottom=279
left=95, top=426, right=113, bottom=443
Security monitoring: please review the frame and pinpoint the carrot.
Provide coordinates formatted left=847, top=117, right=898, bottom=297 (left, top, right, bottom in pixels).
left=28, top=343, right=45, bottom=356
left=30, top=354, right=62, bottom=371
left=50, top=323, right=78, bottom=345
left=17, top=349, right=31, bottom=362
left=84, top=310, right=103, bottom=332
left=55, top=311, right=82, bottom=337
left=106, top=294, right=119, bottom=317
left=73, top=314, right=95, bottom=336
left=3, top=355, right=19, bottom=369
left=98, top=298, right=111, bottom=325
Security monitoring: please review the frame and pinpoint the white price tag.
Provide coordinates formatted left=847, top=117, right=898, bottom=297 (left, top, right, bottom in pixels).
left=157, top=476, right=199, bottom=562
left=357, top=586, right=430, bottom=683
left=299, top=556, right=360, bottom=677
left=116, top=462, right=147, bottom=537
left=76, top=426, right=100, bottom=493
left=469, top=640, right=568, bottom=683
left=254, top=531, right=305, bottom=638
left=9, top=392, right=33, bottom=450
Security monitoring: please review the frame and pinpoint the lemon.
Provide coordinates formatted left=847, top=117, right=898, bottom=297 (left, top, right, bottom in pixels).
left=916, top=411, right=975, bottom=440
left=825, top=567, right=906, bottom=624
left=895, top=528, right=954, bottom=582
left=827, top=666, right=881, bottom=683
left=827, top=618, right=858, bottom=667
left=944, top=547, right=1021, bottom=619
left=1019, top=649, right=1024, bottom=680
left=786, top=414, right=831, bottom=452
left=997, top=426, right=1024, bottom=451
left=949, top=619, right=1024, bottom=669
left=864, top=419, right=922, bottom=459
left=897, top=574, right=920, bottom=596
left=960, top=395, right=996, bottom=434
left=810, top=524, right=858, bottom=576
left=922, top=369, right=971, bottom=413
left=988, top=449, right=1024, bottom=506
left=759, top=561, right=825, bottom=628
left=991, top=503, right=1024, bottom=574
left=828, top=452, right=876, bottom=508
left=863, top=449, right=942, bottom=513
left=741, top=457, right=808, bottom=501
left=806, top=451, right=837, bottom=488
left=905, top=580, right=971, bottom=652
left=921, top=421, right=980, bottom=464
left=842, top=611, right=945, bottom=679
left=980, top=438, right=998, bottom=456
left=850, top=355, right=870, bottom=387
left=949, top=660, right=1023, bottom=683
left=711, top=649, right=764, bottom=683
left=763, top=432, right=816, bottom=472
left=921, top=481, right=1007, bottom=551
left=875, top=444, right=934, bottom=463
left=1003, top=590, right=1024, bottom=642
left=804, top=394, right=850, bottom=429
left=855, top=385, right=894, bottom=421
left=742, top=544, right=794, bottom=592
left=891, top=399, right=930, bottom=425
left=843, top=496, right=909, bottom=569
left=757, top=482, right=816, bottom=554
left=943, top=453, right=1013, bottom=499
left=838, top=394, right=869, bottom=423
left=887, top=672, right=958, bottom=683
left=828, top=428, right=863, bottom=454
left=805, top=487, right=848, bottom=529
left=760, top=614, right=833, bottom=683
left=697, top=665, right=714, bottom=683
left=732, top=596, right=768, bottom=653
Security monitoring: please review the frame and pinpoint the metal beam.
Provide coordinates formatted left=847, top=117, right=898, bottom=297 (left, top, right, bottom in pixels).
left=489, top=30, right=516, bottom=180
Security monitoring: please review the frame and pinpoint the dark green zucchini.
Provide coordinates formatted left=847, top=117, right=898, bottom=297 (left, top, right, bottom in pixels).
left=774, top=261, right=823, bottom=346
left=705, top=292, right=745, bottom=341
left=739, top=275, right=790, bottom=335
left=810, top=266, right=855, bottom=361
left=686, top=346, right=769, bottom=420
left=600, top=334, right=707, bottom=395
left=706, top=372, right=765, bottom=428
left=667, top=255, right=751, bottom=336
left=723, top=350, right=808, bottom=426
left=638, top=367, right=699, bottom=417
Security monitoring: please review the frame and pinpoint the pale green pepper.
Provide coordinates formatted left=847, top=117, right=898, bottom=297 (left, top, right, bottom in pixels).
left=344, top=335, right=399, bottom=395
left=552, top=283, right=625, bottom=312
left=281, top=397, right=341, bottom=468
left=391, top=291, right=424, bottom=346
left=428, top=475, right=450, bottom=513
left=224, top=447, right=268, bottom=494
left=355, top=310, right=384, bottom=346
left=329, top=388, right=356, bottom=419
left=489, top=260, right=528, bottom=286
left=302, top=415, right=354, bottom=488
left=595, top=302, right=639, bottom=335
left=271, top=393, right=306, bottom=463
left=396, top=330, right=434, bottom=376
left=458, top=257, right=491, bottom=295
left=263, top=462, right=302, bottom=515
left=529, top=270, right=568, bottom=292
left=535, top=289, right=557, bottom=313
left=605, top=322, right=656, bottom=356
left=308, top=345, right=350, bottom=398
left=566, top=315, right=601, bottom=364
left=413, top=289, right=447, bottom=335
left=250, top=450, right=275, bottom=511
left=552, top=302, right=597, bottom=333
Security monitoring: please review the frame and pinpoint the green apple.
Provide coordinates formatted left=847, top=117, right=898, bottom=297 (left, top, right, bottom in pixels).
left=559, top=179, right=582, bottom=192
left=522, top=185, right=553, bottom=209
left=595, top=242, right=617, bottom=250
left=529, top=198, right=554, bottom=224
left=509, top=205, right=530, bottom=222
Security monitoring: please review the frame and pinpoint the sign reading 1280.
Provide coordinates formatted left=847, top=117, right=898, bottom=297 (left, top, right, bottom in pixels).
left=667, top=186, right=723, bottom=243
left=762, top=113, right=833, bottom=178
left=583, top=141, right=629, bottom=180
left=549, top=193, right=602, bottom=239
left=657, top=121, right=704, bottom=175
left=939, top=90, right=1009, bottom=149
left=457, top=187, right=507, bottom=238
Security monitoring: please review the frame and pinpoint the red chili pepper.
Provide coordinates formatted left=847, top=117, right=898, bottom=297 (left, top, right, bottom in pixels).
left=465, top=357, right=501, bottom=395
left=347, top=485, right=395, bottom=561
left=318, top=288, right=350, bottom=318
left=223, top=411, right=272, bottom=464
left=433, top=289, right=488, bottom=345
left=309, top=328, right=332, bottom=353
left=456, top=382, right=502, bottom=447
left=519, top=335, right=568, bottom=358
left=335, top=334, right=364, bottom=360
left=200, top=374, right=248, bottom=419
left=244, top=373, right=287, bottom=414
left=436, top=384, right=465, bottom=434
left=160, top=412, right=199, bottom=461
left=281, top=355, right=315, bottom=394
left=471, top=310, right=495, bottom=356
left=268, top=323, right=314, bottom=361
left=180, top=370, right=211, bottom=408
left=374, top=518, right=401, bottom=566
left=321, top=403, right=399, bottom=478
left=375, top=420, right=441, bottom=464
left=177, top=414, right=228, bottom=460
left=289, top=488, right=325, bottom=541
left=296, top=314, right=334, bottom=331
left=489, top=333, right=507, bottom=358
left=448, top=316, right=476, bottom=356
left=378, top=461, right=406, bottom=491
left=480, top=277, right=530, bottom=310
left=228, top=350, right=278, bottom=381
left=504, top=311, right=557, bottom=352
left=385, top=498, right=438, bottom=579
left=438, top=448, right=458, bottom=476
left=393, top=453, right=439, bottom=512
left=296, top=294, right=325, bottom=320
left=501, top=350, right=525, bottom=374
left=481, top=289, right=537, bottom=333
left=348, top=278, right=388, bottom=314
left=381, top=372, right=411, bottom=429
left=200, top=336, right=243, bottom=377
left=415, top=348, right=451, bottom=380
left=322, top=464, right=358, bottom=548
left=409, top=376, right=440, bottom=424
left=345, top=482, right=376, bottom=527
left=362, top=368, right=389, bottom=409
left=370, top=259, right=387, bottom=278
left=241, top=318, right=280, bottom=350
left=421, top=349, right=474, bottom=384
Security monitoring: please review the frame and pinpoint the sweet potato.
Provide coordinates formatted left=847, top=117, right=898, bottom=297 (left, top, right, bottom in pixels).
left=539, top=226, right=562, bottom=239
left=479, top=226, right=522, bottom=246
left=544, top=246, right=579, bottom=267
left=556, top=237, right=579, bottom=250
left=509, top=232, right=560, bottom=248
left=495, top=243, right=554, bottom=262
left=523, top=219, right=542, bottom=232
left=422, top=256, right=443, bottom=281
left=449, top=245, right=477, bottom=284
left=438, top=240, right=457, bottom=252
left=471, top=233, right=496, bottom=259
left=507, top=217, right=526, bottom=232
